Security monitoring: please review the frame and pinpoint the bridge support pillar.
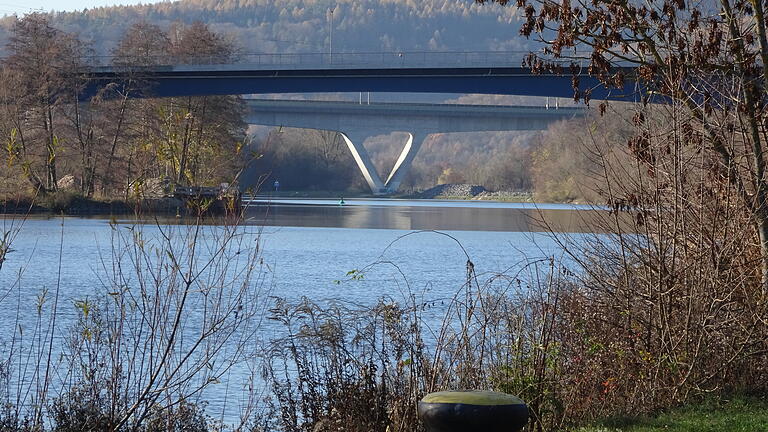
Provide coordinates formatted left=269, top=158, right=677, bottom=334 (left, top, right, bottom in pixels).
left=340, top=131, right=428, bottom=195
left=340, top=132, right=387, bottom=194
left=385, top=132, right=426, bottom=193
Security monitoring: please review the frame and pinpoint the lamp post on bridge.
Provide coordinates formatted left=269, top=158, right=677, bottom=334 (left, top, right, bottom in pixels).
left=328, top=5, right=335, bottom=64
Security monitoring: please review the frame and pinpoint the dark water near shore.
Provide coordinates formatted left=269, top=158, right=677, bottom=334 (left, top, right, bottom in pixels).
left=0, top=199, right=602, bottom=425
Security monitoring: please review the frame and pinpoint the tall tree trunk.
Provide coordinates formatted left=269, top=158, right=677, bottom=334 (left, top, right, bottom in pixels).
left=81, top=128, right=95, bottom=197
left=104, top=96, right=128, bottom=194
left=176, top=98, right=196, bottom=185
left=14, top=126, right=45, bottom=191
left=45, top=104, right=57, bottom=192
left=190, top=100, right=208, bottom=184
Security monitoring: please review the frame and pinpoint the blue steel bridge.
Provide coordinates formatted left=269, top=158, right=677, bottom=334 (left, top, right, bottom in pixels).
left=85, top=51, right=640, bottom=101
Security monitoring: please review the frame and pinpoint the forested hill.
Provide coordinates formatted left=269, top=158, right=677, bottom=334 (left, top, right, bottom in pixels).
left=0, top=0, right=530, bottom=57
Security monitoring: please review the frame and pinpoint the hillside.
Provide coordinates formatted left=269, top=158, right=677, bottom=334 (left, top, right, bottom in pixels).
left=0, top=0, right=533, bottom=57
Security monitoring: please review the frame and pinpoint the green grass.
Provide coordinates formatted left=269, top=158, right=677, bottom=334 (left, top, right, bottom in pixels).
left=577, top=397, right=768, bottom=432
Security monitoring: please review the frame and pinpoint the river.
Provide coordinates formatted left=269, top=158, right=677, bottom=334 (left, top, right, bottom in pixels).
left=0, top=198, right=603, bottom=426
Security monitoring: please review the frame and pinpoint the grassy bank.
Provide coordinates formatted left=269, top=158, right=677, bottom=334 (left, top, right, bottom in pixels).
left=578, top=397, right=768, bottom=432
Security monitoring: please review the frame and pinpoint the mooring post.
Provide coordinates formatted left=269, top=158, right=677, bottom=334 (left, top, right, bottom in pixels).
left=417, top=390, right=529, bottom=432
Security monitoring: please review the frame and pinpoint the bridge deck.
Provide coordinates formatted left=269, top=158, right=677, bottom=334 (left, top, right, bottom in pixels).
left=244, top=99, right=585, bottom=109
left=244, top=99, right=585, bottom=115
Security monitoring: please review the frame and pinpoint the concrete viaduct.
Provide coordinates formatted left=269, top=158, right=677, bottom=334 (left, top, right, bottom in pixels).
left=245, top=99, right=585, bottom=193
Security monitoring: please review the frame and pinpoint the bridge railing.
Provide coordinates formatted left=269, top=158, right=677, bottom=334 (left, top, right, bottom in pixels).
left=85, top=50, right=562, bottom=69
left=233, top=51, right=534, bottom=69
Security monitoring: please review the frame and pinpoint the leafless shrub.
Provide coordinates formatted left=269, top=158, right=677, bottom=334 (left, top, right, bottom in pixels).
left=532, top=100, right=768, bottom=426
left=258, top=231, right=570, bottom=432
left=0, top=209, right=269, bottom=431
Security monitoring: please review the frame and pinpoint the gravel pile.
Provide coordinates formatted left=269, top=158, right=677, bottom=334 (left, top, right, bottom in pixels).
left=412, top=184, right=487, bottom=199
left=409, top=184, right=534, bottom=201
left=473, top=190, right=533, bottom=201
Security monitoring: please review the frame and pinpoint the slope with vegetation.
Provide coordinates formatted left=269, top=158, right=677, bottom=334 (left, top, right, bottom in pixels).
left=0, top=0, right=531, bottom=56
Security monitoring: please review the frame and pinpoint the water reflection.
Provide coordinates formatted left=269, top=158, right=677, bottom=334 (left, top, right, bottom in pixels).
left=244, top=199, right=610, bottom=232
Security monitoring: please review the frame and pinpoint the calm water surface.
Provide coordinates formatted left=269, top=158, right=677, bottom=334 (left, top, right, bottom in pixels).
left=245, top=198, right=607, bottom=232
left=0, top=199, right=598, bottom=425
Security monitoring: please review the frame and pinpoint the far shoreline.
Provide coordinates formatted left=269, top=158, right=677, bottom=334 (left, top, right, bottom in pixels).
left=1, top=183, right=583, bottom=217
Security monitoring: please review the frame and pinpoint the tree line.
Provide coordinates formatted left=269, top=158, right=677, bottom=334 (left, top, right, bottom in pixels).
left=0, top=13, right=247, bottom=199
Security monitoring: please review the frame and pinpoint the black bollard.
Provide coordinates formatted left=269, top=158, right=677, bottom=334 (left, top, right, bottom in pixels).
left=417, top=390, right=528, bottom=432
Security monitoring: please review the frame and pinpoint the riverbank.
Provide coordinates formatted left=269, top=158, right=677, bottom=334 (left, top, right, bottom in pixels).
left=2, top=184, right=555, bottom=217
left=2, top=194, right=190, bottom=216
left=253, top=184, right=537, bottom=202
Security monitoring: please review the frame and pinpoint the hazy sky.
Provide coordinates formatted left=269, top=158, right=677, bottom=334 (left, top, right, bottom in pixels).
left=0, top=0, right=168, bottom=15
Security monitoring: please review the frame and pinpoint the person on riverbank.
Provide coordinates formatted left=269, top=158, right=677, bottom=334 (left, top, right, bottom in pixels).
left=273, top=179, right=280, bottom=193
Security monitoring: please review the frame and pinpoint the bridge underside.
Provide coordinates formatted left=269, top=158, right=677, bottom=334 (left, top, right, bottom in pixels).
left=245, top=100, right=585, bottom=194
